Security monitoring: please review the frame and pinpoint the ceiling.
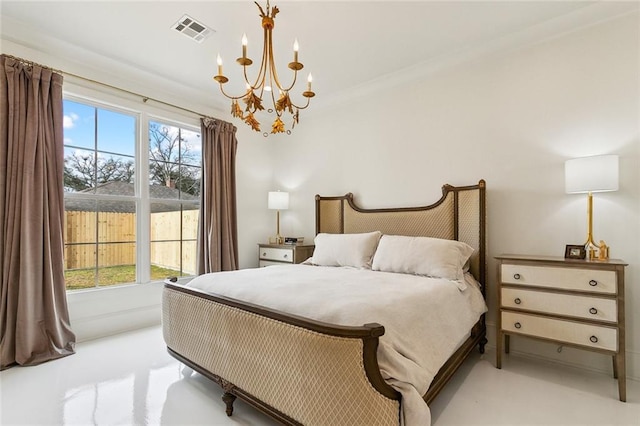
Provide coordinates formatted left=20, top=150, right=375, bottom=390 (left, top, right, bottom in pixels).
left=1, top=1, right=637, bottom=115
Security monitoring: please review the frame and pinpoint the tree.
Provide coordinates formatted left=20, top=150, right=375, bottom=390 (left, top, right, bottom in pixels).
left=148, top=122, right=200, bottom=196
left=63, top=164, right=88, bottom=191
left=63, top=123, right=200, bottom=196
left=64, top=152, right=134, bottom=192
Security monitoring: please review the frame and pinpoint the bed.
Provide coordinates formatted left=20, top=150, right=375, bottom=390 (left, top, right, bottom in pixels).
left=162, top=180, right=487, bottom=425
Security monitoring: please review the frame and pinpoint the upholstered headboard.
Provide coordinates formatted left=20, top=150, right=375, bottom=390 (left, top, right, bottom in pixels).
left=315, top=180, right=486, bottom=290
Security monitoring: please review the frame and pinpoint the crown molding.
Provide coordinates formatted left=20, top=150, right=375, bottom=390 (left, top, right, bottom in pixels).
left=3, top=2, right=637, bottom=117
left=1, top=16, right=224, bottom=116
left=312, top=2, right=639, bottom=113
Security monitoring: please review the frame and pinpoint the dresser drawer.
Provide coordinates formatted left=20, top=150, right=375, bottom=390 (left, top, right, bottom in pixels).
left=501, top=264, right=616, bottom=294
left=501, top=288, right=617, bottom=323
left=259, top=247, right=294, bottom=263
left=502, top=311, right=617, bottom=351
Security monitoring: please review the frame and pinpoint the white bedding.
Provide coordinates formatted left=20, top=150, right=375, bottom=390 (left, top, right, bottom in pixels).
left=186, top=264, right=487, bottom=426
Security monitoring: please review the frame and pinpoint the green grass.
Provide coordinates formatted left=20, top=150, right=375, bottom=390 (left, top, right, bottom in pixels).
left=65, top=265, right=181, bottom=290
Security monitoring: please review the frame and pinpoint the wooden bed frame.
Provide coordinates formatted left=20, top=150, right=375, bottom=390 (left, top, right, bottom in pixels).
left=162, top=180, right=486, bottom=425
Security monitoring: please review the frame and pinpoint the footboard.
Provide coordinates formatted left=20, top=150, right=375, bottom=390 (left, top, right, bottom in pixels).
left=162, top=282, right=401, bottom=425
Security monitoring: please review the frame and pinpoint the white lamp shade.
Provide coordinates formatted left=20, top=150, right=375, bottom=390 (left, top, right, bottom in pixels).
left=565, top=155, right=619, bottom=194
left=268, top=191, right=289, bottom=210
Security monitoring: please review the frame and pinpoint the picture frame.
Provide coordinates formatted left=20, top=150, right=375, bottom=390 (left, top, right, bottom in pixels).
left=564, top=244, right=586, bottom=260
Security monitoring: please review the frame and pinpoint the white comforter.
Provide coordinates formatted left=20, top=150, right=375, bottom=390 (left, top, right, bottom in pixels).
left=187, top=264, right=487, bottom=426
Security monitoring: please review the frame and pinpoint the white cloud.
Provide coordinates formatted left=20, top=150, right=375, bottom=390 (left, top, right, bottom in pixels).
left=63, top=112, right=79, bottom=129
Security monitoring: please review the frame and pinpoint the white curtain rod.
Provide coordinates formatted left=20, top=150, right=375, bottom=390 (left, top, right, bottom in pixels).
left=2, top=54, right=210, bottom=119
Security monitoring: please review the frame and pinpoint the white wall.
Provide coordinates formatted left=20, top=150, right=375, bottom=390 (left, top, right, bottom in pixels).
left=2, top=9, right=638, bottom=382
left=272, top=13, right=640, bottom=379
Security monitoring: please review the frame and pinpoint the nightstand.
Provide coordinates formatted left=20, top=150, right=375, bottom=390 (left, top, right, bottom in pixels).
left=495, top=254, right=627, bottom=401
left=258, top=243, right=314, bottom=267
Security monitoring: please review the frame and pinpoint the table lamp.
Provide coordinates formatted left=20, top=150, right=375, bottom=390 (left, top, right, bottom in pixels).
left=268, top=191, right=289, bottom=244
left=565, top=154, right=618, bottom=260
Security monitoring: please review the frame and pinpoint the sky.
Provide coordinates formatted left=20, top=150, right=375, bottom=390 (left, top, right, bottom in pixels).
left=63, top=99, right=202, bottom=164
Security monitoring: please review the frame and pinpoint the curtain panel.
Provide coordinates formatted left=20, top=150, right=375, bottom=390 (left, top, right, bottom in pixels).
left=197, top=117, right=239, bottom=273
left=0, top=55, right=76, bottom=369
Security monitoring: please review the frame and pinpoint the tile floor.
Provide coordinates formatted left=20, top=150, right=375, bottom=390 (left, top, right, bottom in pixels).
left=1, top=326, right=638, bottom=425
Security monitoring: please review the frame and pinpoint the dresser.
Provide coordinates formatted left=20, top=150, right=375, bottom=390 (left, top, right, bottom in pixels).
left=258, top=243, right=314, bottom=267
left=495, top=254, right=627, bottom=401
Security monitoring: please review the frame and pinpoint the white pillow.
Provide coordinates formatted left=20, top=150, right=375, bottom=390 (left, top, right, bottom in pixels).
left=310, top=231, right=382, bottom=269
left=371, top=235, right=474, bottom=281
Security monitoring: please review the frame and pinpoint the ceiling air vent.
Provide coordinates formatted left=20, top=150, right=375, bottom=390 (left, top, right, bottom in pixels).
left=172, top=15, right=214, bottom=43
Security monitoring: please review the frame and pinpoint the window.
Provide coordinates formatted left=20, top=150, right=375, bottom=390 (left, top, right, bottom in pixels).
left=63, top=99, right=200, bottom=290
left=148, top=121, right=201, bottom=278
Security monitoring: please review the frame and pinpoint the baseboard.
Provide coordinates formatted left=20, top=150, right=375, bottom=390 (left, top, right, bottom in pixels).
left=71, top=304, right=162, bottom=343
left=67, top=282, right=164, bottom=342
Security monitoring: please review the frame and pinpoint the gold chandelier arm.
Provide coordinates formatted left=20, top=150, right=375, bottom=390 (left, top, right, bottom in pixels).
left=245, top=27, right=270, bottom=91
left=290, top=96, right=311, bottom=110
left=265, top=29, right=301, bottom=93
left=217, top=83, right=249, bottom=101
left=283, top=71, right=300, bottom=93
left=272, top=61, right=300, bottom=93
left=242, top=64, right=255, bottom=90
left=266, top=28, right=283, bottom=92
left=267, top=70, right=283, bottom=117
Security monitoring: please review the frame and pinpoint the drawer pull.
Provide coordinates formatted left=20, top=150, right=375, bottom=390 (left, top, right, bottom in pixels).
left=513, top=273, right=521, bottom=280
left=589, top=307, right=598, bottom=315
left=514, top=298, right=522, bottom=305
left=283, top=254, right=288, bottom=259
left=590, top=335, right=598, bottom=343
left=262, top=252, right=267, bottom=256
left=589, top=280, right=598, bottom=287
left=514, top=322, right=522, bottom=329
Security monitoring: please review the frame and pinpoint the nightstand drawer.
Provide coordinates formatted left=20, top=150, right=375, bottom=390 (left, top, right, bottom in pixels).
left=501, top=264, right=616, bottom=294
left=501, top=288, right=617, bottom=322
left=502, top=311, right=617, bottom=351
left=259, top=260, right=286, bottom=267
left=259, top=247, right=294, bottom=263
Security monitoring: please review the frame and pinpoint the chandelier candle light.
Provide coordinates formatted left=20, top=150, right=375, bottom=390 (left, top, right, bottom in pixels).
left=214, top=1, right=315, bottom=136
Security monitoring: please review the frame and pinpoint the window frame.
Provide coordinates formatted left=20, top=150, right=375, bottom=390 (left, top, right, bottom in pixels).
left=147, top=116, right=202, bottom=278
left=62, top=91, right=201, bottom=291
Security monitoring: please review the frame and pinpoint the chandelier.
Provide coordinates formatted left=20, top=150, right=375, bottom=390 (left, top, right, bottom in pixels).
left=214, top=1, right=315, bottom=136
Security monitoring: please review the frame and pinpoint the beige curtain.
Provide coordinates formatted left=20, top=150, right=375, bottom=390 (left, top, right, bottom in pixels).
left=0, top=55, right=76, bottom=369
left=197, top=117, right=239, bottom=273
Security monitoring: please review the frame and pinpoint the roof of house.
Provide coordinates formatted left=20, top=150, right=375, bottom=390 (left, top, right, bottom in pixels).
left=65, top=182, right=199, bottom=213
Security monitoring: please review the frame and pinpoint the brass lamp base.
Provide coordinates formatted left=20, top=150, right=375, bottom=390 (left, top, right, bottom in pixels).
left=271, top=210, right=283, bottom=245
left=584, top=192, right=610, bottom=260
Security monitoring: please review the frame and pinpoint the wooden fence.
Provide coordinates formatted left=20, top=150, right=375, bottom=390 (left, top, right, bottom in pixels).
left=150, top=210, right=198, bottom=275
left=64, top=210, right=198, bottom=275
